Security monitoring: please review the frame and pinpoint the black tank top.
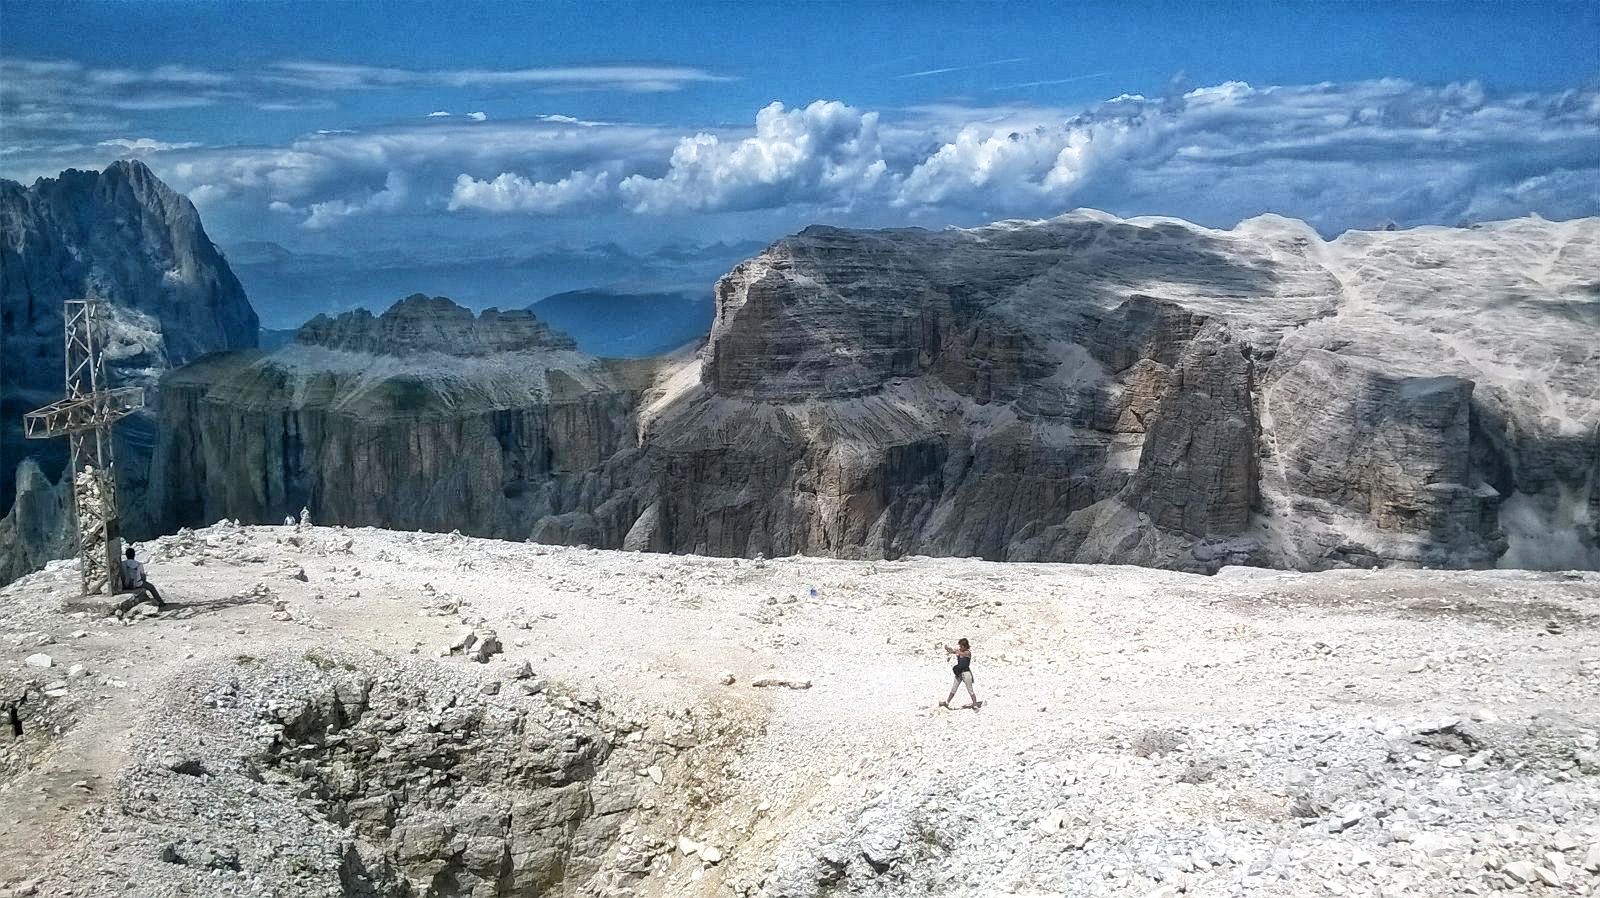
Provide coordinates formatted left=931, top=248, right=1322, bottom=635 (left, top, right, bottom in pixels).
left=953, top=653, right=971, bottom=675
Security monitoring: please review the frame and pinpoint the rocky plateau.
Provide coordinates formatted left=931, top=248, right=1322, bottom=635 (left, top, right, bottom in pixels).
left=0, top=523, right=1596, bottom=897
left=152, top=209, right=1600, bottom=573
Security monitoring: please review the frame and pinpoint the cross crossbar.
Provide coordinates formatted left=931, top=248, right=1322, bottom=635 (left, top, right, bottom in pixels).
left=23, top=386, right=144, bottom=438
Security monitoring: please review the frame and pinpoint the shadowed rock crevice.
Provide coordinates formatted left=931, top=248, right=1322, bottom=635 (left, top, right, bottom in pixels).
left=109, top=655, right=669, bottom=898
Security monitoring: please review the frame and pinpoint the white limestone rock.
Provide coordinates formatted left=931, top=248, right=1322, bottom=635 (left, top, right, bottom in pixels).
left=154, top=212, right=1600, bottom=574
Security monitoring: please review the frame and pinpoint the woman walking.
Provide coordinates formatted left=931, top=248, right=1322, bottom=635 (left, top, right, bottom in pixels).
left=940, top=637, right=980, bottom=710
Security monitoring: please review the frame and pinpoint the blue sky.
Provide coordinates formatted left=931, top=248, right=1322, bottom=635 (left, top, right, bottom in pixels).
left=3, top=1, right=1598, bottom=323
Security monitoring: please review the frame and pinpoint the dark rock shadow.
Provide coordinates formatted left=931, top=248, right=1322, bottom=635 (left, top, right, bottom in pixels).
left=144, top=594, right=272, bottom=622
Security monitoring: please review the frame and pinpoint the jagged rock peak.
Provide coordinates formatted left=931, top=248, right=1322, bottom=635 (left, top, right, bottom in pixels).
left=28, top=158, right=182, bottom=210
left=295, top=294, right=578, bottom=356
left=0, top=157, right=259, bottom=537
left=1, top=158, right=259, bottom=372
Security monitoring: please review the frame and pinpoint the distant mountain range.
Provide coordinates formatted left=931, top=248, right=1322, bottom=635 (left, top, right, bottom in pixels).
left=225, top=238, right=759, bottom=331
left=527, top=289, right=714, bottom=357
left=258, top=288, right=715, bottom=357
left=9, top=161, right=1597, bottom=589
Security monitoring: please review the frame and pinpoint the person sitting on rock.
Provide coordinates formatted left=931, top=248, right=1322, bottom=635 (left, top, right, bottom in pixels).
left=940, top=637, right=980, bottom=710
left=120, top=546, right=163, bottom=606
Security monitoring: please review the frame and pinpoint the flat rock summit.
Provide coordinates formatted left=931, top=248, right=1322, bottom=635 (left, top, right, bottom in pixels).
left=0, top=523, right=1596, bottom=897
left=153, top=208, right=1599, bottom=573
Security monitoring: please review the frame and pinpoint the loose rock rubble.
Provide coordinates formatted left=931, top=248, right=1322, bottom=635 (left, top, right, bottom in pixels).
left=0, top=523, right=1596, bottom=898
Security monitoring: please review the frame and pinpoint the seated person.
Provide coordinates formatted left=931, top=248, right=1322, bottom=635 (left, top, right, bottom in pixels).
left=120, top=546, right=163, bottom=606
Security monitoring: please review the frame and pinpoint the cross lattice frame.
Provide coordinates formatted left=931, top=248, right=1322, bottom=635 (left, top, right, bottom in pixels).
left=23, top=299, right=144, bottom=596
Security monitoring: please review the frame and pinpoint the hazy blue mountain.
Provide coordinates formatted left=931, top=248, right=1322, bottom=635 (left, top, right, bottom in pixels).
left=528, top=289, right=715, bottom=357
left=226, top=239, right=761, bottom=331
left=257, top=327, right=299, bottom=351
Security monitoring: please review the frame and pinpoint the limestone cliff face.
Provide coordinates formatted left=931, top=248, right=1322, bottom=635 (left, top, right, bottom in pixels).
left=0, top=459, right=73, bottom=585
left=153, top=296, right=640, bottom=539
left=0, top=160, right=258, bottom=581
left=157, top=213, right=1600, bottom=572
left=592, top=212, right=1597, bottom=570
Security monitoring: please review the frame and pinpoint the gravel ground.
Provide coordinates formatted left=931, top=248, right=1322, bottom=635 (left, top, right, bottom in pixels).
left=1, top=522, right=1597, bottom=897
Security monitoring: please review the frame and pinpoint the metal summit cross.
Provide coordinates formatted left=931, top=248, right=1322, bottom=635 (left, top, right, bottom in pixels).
left=23, top=299, right=145, bottom=596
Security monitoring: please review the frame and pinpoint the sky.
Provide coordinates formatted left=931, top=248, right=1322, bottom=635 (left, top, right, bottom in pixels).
left=3, top=1, right=1598, bottom=324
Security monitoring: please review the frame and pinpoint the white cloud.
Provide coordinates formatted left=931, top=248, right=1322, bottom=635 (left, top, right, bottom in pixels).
left=98, top=137, right=202, bottom=153
left=0, top=58, right=240, bottom=118
left=427, top=111, right=452, bottom=118
left=87, top=64, right=229, bottom=88
left=0, top=56, right=725, bottom=154
left=618, top=100, right=888, bottom=213
left=23, top=79, right=1592, bottom=240
left=257, top=99, right=337, bottom=112
left=149, top=117, right=674, bottom=214
left=448, top=170, right=611, bottom=213
left=302, top=170, right=409, bottom=229
left=891, top=80, right=1600, bottom=230
left=267, top=61, right=730, bottom=93
left=538, top=114, right=601, bottom=126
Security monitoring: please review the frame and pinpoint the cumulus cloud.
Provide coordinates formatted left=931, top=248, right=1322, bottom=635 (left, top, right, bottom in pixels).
left=618, top=100, right=888, bottom=213
left=302, top=170, right=410, bottom=229
left=467, top=112, right=487, bottom=122
left=141, top=116, right=677, bottom=229
left=448, top=170, right=611, bottom=213
left=892, top=80, right=1600, bottom=230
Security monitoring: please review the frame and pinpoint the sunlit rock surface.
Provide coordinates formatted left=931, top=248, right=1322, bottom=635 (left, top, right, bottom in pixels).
left=159, top=212, right=1600, bottom=571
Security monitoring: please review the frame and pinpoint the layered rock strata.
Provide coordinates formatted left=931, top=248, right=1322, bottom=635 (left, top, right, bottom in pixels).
left=158, top=213, right=1600, bottom=571
left=154, top=295, right=641, bottom=539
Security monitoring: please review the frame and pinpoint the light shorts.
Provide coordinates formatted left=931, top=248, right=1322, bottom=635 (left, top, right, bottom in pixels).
left=954, top=671, right=974, bottom=686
